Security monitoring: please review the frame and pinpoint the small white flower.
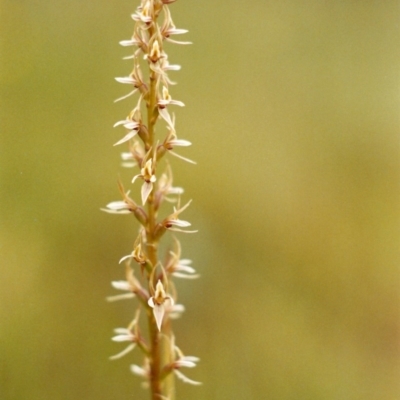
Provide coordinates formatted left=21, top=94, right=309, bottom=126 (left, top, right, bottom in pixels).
left=166, top=239, right=199, bottom=279
left=106, top=265, right=142, bottom=302
left=109, top=311, right=140, bottom=360
left=156, top=168, right=184, bottom=205
left=147, top=280, right=174, bottom=331
left=112, top=328, right=135, bottom=343
left=168, top=336, right=202, bottom=385
left=161, top=114, right=196, bottom=164
left=132, top=157, right=157, bottom=205
left=158, top=86, right=185, bottom=108
left=131, top=1, right=152, bottom=23
left=161, top=7, right=192, bottom=45
left=162, top=200, right=198, bottom=233
left=106, top=280, right=135, bottom=302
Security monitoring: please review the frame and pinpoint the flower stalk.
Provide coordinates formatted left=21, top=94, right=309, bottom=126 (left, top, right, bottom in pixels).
left=104, top=1, right=200, bottom=399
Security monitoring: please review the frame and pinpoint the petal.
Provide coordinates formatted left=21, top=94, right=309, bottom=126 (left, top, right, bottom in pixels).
left=167, top=186, right=184, bottom=195
left=131, top=174, right=141, bottom=184
left=168, top=139, right=192, bottom=147
left=158, top=108, right=174, bottom=130
left=112, top=334, right=133, bottom=342
left=141, top=182, right=153, bottom=205
left=171, top=304, right=185, bottom=313
left=119, top=39, right=138, bottom=46
left=182, top=356, right=200, bottom=363
left=167, top=228, right=198, bottom=233
left=121, top=162, right=136, bottom=168
left=130, top=364, right=146, bottom=377
left=113, top=119, right=130, bottom=127
left=166, top=38, right=192, bottom=45
left=175, top=265, right=196, bottom=274
left=148, top=297, right=155, bottom=308
left=111, top=280, right=131, bottom=291
left=109, top=343, right=136, bottom=360
left=168, top=219, right=191, bottom=227
left=106, top=293, right=135, bottom=302
left=114, top=89, right=138, bottom=103
left=168, top=28, right=189, bottom=35
left=114, top=328, right=130, bottom=334
left=115, top=77, right=136, bottom=84
left=121, top=152, right=134, bottom=160
left=106, top=201, right=129, bottom=210
left=123, top=121, right=139, bottom=130
left=174, top=370, right=202, bottom=385
left=172, top=272, right=200, bottom=279
left=100, top=208, right=131, bottom=215
left=119, top=254, right=133, bottom=264
left=163, top=64, right=181, bottom=71
left=169, top=99, right=185, bottom=107
left=175, top=360, right=196, bottom=368
left=114, top=131, right=138, bottom=146
left=169, top=150, right=196, bottom=164
left=152, top=304, right=165, bottom=331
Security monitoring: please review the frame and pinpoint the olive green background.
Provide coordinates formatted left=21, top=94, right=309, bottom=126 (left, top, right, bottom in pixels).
left=1, top=1, right=399, bottom=399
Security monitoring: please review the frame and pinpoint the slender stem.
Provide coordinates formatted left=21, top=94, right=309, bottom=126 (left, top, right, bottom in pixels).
left=146, top=70, right=162, bottom=400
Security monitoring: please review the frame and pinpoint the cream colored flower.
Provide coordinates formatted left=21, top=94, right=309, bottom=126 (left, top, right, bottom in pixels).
left=132, top=158, right=157, bottom=205
left=131, top=0, right=152, bottom=24
left=166, top=239, right=199, bottom=279
left=162, top=114, right=196, bottom=164
left=114, top=60, right=145, bottom=102
left=168, top=336, right=201, bottom=385
left=109, top=310, right=140, bottom=360
left=113, top=97, right=143, bottom=146
left=162, top=200, right=197, bottom=233
left=161, top=7, right=192, bottom=45
left=147, top=280, right=174, bottom=331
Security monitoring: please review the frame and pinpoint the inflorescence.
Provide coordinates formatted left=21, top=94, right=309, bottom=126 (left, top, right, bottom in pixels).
left=102, top=1, right=200, bottom=398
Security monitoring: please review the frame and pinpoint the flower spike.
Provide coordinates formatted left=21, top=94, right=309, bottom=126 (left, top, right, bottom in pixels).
left=106, top=1, right=199, bottom=397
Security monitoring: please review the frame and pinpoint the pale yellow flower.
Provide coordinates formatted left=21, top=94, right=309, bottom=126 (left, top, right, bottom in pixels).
left=147, top=280, right=174, bottom=331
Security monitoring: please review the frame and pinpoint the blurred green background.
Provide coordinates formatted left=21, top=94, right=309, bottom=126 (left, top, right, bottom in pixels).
left=1, top=1, right=399, bottom=399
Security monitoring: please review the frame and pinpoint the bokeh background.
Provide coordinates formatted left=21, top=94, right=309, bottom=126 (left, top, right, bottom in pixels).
left=1, top=1, right=399, bottom=399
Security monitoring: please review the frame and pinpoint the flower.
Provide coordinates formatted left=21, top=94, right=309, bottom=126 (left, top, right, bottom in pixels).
left=130, top=357, right=151, bottom=387
left=167, top=336, right=201, bottom=385
left=131, top=1, right=153, bottom=24
left=161, top=7, right=192, bottom=45
left=147, top=280, right=174, bottom=331
left=157, top=86, right=184, bottom=131
left=166, top=239, right=199, bottom=279
left=101, top=189, right=138, bottom=215
left=106, top=280, right=136, bottom=302
left=109, top=310, right=141, bottom=360
left=160, top=200, right=198, bottom=233
left=113, top=97, right=143, bottom=146
left=161, top=113, right=196, bottom=164
left=132, top=156, right=157, bottom=205
left=114, top=60, right=145, bottom=102
left=106, top=264, right=145, bottom=303
left=152, top=164, right=183, bottom=210
left=119, top=240, right=147, bottom=265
